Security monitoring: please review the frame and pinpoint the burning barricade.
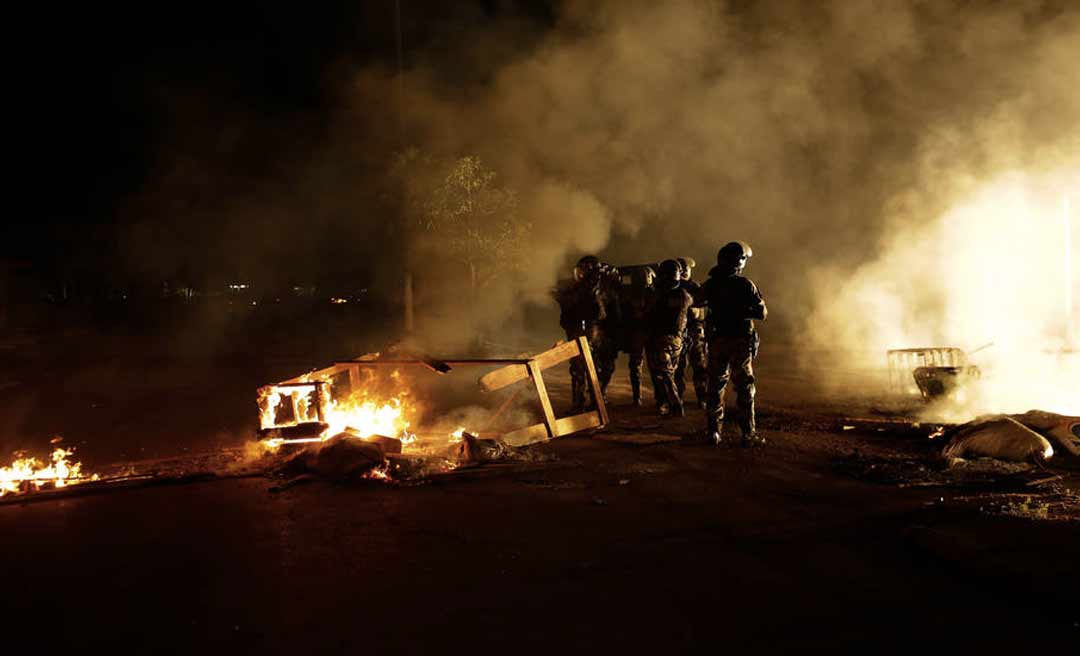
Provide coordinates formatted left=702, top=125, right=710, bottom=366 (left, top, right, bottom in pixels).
left=257, top=338, right=609, bottom=485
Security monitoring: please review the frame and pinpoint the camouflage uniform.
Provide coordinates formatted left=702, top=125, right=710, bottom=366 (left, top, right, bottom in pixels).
left=702, top=266, right=766, bottom=441
left=647, top=277, right=693, bottom=416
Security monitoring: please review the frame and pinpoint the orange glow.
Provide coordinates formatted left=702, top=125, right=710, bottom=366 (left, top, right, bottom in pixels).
left=0, top=448, right=97, bottom=496
left=814, top=167, right=1079, bottom=420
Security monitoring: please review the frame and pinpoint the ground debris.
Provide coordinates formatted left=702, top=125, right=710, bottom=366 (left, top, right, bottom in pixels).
left=953, top=485, right=1080, bottom=521
left=836, top=450, right=1038, bottom=489
left=452, top=432, right=557, bottom=466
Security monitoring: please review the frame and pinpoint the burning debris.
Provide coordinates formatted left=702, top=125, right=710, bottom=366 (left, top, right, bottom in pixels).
left=256, top=338, right=607, bottom=485
left=0, top=446, right=97, bottom=496
left=887, top=344, right=989, bottom=402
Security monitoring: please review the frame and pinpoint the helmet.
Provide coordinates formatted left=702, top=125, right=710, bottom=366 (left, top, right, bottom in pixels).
left=657, top=259, right=681, bottom=285
left=676, top=257, right=696, bottom=281
left=717, top=241, right=752, bottom=274
left=633, top=266, right=656, bottom=287
left=573, top=255, right=600, bottom=282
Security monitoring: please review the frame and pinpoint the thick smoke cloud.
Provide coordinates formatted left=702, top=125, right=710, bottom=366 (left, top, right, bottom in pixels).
left=118, top=1, right=1078, bottom=360
left=342, top=0, right=1078, bottom=353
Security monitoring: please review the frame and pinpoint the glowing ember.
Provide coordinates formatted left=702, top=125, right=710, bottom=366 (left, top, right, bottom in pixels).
left=364, top=464, right=392, bottom=481
left=0, top=448, right=97, bottom=496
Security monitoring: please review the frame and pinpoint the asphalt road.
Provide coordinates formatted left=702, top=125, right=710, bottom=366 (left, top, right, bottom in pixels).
left=2, top=426, right=1077, bottom=653
left=2, top=329, right=1077, bottom=652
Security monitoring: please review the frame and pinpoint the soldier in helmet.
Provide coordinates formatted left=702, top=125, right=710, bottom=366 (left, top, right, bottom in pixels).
left=553, top=255, right=620, bottom=411
left=646, top=259, right=693, bottom=417
left=674, top=257, right=708, bottom=408
left=701, top=241, right=767, bottom=447
left=700, top=242, right=766, bottom=445
left=619, top=265, right=657, bottom=406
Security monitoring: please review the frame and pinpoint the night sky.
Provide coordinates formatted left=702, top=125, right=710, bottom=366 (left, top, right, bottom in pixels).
left=11, top=1, right=555, bottom=288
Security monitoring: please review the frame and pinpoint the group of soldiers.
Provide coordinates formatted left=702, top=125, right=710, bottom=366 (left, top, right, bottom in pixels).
left=553, top=241, right=767, bottom=447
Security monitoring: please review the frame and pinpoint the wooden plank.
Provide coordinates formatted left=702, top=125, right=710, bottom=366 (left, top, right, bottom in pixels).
left=501, top=422, right=550, bottom=447
left=577, top=336, right=609, bottom=426
left=477, top=341, right=581, bottom=392
left=479, top=364, right=530, bottom=393
left=314, top=382, right=327, bottom=423
left=335, top=359, right=529, bottom=367
left=289, top=391, right=301, bottom=425
left=553, top=411, right=602, bottom=436
left=281, top=363, right=349, bottom=385
left=533, top=340, right=584, bottom=370
left=528, top=360, right=557, bottom=438
left=347, top=364, right=361, bottom=395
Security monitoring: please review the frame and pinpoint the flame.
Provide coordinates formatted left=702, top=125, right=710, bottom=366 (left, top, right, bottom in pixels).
left=449, top=427, right=467, bottom=443
left=815, top=166, right=1079, bottom=420
left=0, top=448, right=97, bottom=496
left=260, top=371, right=418, bottom=450
left=324, top=396, right=415, bottom=443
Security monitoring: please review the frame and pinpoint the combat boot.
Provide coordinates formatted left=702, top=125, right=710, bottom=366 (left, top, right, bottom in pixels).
left=705, top=418, right=725, bottom=447
left=741, top=433, right=766, bottom=448
left=631, top=379, right=642, bottom=407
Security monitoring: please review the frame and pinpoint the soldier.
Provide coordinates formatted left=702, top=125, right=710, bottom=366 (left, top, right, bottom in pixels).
left=646, top=259, right=693, bottom=417
left=619, top=266, right=656, bottom=406
left=674, top=257, right=708, bottom=408
left=702, top=241, right=767, bottom=447
left=553, top=255, right=620, bottom=412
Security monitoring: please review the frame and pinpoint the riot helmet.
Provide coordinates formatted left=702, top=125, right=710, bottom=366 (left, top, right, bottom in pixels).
left=632, top=266, right=656, bottom=288
left=657, top=259, right=682, bottom=288
left=676, top=257, right=696, bottom=281
left=717, top=241, right=752, bottom=275
left=573, top=255, right=600, bottom=282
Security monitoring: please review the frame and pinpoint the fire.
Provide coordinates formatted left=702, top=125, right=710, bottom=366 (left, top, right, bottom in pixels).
left=259, top=374, right=418, bottom=450
left=813, top=166, right=1079, bottom=420
left=0, top=448, right=97, bottom=496
left=323, top=396, right=415, bottom=444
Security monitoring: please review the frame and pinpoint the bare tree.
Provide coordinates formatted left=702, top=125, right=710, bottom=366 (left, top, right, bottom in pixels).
left=393, top=150, right=529, bottom=293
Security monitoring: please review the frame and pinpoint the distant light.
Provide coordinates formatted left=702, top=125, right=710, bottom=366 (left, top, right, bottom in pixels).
left=330, top=297, right=348, bottom=304
left=229, top=283, right=250, bottom=291
left=251, top=301, right=257, bottom=306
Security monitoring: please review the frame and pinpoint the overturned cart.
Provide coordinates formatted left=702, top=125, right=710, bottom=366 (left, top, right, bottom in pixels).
left=256, top=337, right=609, bottom=481
left=887, top=346, right=986, bottom=400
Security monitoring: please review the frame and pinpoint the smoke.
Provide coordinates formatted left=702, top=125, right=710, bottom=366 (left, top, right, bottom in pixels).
left=337, top=0, right=1077, bottom=356
left=800, top=3, right=1080, bottom=416
left=116, top=0, right=1079, bottom=370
